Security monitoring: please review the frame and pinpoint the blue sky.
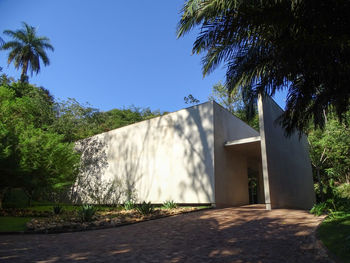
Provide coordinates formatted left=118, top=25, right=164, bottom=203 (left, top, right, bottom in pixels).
left=1, top=0, right=287, bottom=113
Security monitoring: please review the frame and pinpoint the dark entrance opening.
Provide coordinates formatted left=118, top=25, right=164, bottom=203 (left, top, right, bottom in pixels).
left=248, top=168, right=258, bottom=204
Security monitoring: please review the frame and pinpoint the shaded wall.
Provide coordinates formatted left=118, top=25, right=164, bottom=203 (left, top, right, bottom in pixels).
left=213, top=102, right=260, bottom=207
left=75, top=102, right=215, bottom=204
left=258, top=95, right=316, bottom=209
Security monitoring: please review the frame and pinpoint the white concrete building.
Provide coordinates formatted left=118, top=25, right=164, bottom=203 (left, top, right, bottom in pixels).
left=74, top=96, right=315, bottom=210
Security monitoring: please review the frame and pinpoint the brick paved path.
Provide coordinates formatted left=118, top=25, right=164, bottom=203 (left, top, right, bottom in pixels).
left=0, top=206, right=331, bottom=263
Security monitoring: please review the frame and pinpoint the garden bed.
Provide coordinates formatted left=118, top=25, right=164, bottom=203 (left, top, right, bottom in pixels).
left=1, top=206, right=209, bottom=234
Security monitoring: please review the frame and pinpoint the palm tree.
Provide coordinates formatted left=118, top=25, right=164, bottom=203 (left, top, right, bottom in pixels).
left=2, top=22, right=54, bottom=82
left=177, top=0, right=350, bottom=134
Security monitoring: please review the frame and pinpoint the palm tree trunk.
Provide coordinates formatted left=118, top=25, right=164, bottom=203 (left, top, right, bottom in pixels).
left=20, top=61, right=29, bottom=82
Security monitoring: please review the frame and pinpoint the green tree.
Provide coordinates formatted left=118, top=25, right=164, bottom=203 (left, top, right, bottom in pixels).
left=308, top=110, right=350, bottom=200
left=177, top=0, right=350, bottom=134
left=53, top=99, right=162, bottom=142
left=208, top=82, right=238, bottom=113
left=53, top=98, right=100, bottom=142
left=2, top=22, right=54, bottom=82
left=209, top=81, right=259, bottom=130
left=0, top=83, right=79, bottom=207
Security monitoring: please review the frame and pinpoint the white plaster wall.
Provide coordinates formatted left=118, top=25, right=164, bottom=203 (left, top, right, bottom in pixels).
left=213, top=102, right=260, bottom=207
left=259, top=96, right=316, bottom=209
left=75, top=102, right=215, bottom=204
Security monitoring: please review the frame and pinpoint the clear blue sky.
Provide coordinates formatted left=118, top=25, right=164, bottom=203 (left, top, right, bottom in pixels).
left=1, top=0, right=287, bottom=113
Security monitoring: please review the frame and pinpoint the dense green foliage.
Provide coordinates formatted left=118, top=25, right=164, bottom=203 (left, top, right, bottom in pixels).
left=54, top=98, right=161, bottom=142
left=178, top=0, right=350, bottom=134
left=310, top=184, right=350, bottom=216
left=0, top=75, right=162, bottom=208
left=0, top=81, right=80, bottom=207
left=308, top=111, right=350, bottom=202
left=2, top=22, right=54, bottom=82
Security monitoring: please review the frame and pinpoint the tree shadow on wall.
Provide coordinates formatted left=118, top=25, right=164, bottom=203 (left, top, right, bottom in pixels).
left=169, top=103, right=214, bottom=203
left=71, top=136, right=118, bottom=204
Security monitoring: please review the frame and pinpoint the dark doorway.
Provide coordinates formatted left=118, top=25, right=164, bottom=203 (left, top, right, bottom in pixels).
left=248, top=168, right=258, bottom=204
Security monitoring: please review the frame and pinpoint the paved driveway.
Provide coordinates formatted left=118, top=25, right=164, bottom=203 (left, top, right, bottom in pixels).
left=0, top=205, right=331, bottom=262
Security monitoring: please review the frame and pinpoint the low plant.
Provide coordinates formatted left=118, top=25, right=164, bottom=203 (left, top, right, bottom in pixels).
left=136, top=201, right=154, bottom=215
left=78, top=204, right=96, bottom=222
left=310, top=202, right=329, bottom=216
left=163, top=200, right=177, bottom=209
left=52, top=204, right=63, bottom=215
left=124, top=200, right=135, bottom=210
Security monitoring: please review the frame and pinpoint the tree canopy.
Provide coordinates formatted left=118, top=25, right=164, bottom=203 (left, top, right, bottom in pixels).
left=2, top=22, right=54, bottom=82
left=177, top=0, right=350, bottom=134
left=0, top=81, right=79, bottom=207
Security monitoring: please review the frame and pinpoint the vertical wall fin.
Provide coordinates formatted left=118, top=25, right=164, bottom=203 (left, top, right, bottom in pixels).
left=258, top=94, right=316, bottom=209
left=258, top=94, right=272, bottom=210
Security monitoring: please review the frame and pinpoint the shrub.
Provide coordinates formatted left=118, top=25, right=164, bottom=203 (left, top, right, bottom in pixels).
left=53, top=204, right=63, bottom=215
left=336, top=183, right=350, bottom=199
left=136, top=201, right=154, bottom=215
left=124, top=200, right=135, bottom=210
left=163, top=200, right=177, bottom=209
left=310, top=202, right=329, bottom=216
left=311, top=183, right=350, bottom=216
left=78, top=204, right=96, bottom=222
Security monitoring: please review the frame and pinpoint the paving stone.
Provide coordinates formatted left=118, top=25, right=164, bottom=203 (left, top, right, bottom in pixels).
left=0, top=205, right=331, bottom=262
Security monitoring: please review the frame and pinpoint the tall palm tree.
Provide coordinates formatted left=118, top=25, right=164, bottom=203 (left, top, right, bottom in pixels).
left=2, top=22, right=54, bottom=82
left=177, top=0, right=350, bottom=134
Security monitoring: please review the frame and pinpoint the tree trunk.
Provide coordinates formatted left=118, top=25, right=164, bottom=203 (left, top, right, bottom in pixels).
left=20, top=61, right=29, bottom=83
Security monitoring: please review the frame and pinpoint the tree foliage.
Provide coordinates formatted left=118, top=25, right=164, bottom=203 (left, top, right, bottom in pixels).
left=178, top=0, right=350, bottom=134
left=0, top=80, right=79, bottom=206
left=2, top=22, right=54, bottom=82
left=209, top=81, right=259, bottom=130
left=0, top=75, right=163, bottom=207
left=308, top=111, right=350, bottom=186
left=53, top=99, right=162, bottom=142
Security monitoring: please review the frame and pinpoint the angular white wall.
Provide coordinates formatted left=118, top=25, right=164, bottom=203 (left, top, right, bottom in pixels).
left=258, top=95, right=316, bottom=209
left=74, top=102, right=215, bottom=204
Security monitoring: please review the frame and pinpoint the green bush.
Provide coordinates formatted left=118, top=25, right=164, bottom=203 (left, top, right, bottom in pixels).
left=336, top=183, right=350, bottom=199
left=311, top=183, right=350, bottom=216
left=310, top=202, right=329, bottom=216
left=124, top=200, right=135, bottom=210
left=162, top=200, right=177, bottom=209
left=78, top=205, right=96, bottom=222
left=136, top=201, right=154, bottom=215
left=52, top=204, right=63, bottom=215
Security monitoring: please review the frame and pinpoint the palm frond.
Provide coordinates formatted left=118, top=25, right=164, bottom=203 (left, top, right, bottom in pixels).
left=2, top=22, right=54, bottom=81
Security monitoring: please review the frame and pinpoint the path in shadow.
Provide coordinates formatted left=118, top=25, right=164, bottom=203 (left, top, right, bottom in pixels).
left=0, top=206, right=331, bottom=263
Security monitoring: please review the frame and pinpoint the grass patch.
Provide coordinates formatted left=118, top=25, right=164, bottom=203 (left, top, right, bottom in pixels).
left=0, top=217, right=32, bottom=232
left=318, top=211, right=350, bottom=263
